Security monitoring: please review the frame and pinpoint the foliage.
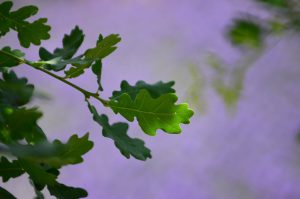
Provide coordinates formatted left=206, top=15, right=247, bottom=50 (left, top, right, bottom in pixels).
left=0, top=1, right=194, bottom=198
left=206, top=0, right=300, bottom=110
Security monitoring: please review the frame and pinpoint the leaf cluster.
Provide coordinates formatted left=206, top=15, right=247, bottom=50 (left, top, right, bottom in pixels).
left=0, top=1, right=194, bottom=198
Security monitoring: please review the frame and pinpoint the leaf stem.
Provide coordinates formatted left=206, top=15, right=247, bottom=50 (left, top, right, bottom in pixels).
left=26, top=60, right=109, bottom=106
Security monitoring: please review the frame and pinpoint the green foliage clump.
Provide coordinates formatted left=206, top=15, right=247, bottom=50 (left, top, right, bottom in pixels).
left=0, top=1, right=194, bottom=198
left=228, top=19, right=263, bottom=48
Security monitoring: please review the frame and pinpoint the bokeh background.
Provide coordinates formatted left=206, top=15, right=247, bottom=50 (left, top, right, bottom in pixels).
left=1, top=0, right=300, bottom=198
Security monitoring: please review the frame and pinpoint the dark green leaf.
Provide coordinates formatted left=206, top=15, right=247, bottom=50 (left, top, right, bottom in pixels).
left=1, top=107, right=44, bottom=143
left=88, top=103, right=151, bottom=160
left=64, top=59, right=92, bottom=78
left=10, top=5, right=38, bottom=21
left=48, top=183, right=87, bottom=199
left=109, top=89, right=194, bottom=135
left=0, top=1, right=50, bottom=47
left=0, top=47, right=25, bottom=68
left=10, top=133, right=93, bottom=168
left=111, top=80, right=175, bottom=101
left=91, top=60, right=103, bottom=91
left=0, top=1, right=13, bottom=37
left=0, top=156, right=24, bottom=182
left=90, top=34, right=104, bottom=91
left=18, top=18, right=51, bottom=48
left=39, top=26, right=84, bottom=71
left=52, top=26, right=84, bottom=60
left=85, top=34, right=121, bottom=60
left=0, top=186, right=17, bottom=199
left=0, top=70, right=34, bottom=107
left=18, top=159, right=56, bottom=186
left=64, top=67, right=86, bottom=78
left=30, top=179, right=45, bottom=199
left=256, top=0, right=288, bottom=8
left=40, top=57, right=91, bottom=72
left=228, top=19, right=263, bottom=48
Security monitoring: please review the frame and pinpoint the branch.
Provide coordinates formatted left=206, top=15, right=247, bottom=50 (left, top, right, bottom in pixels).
left=0, top=49, right=109, bottom=106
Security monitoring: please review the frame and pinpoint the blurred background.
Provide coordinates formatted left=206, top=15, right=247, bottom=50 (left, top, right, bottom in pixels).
left=1, top=0, right=300, bottom=198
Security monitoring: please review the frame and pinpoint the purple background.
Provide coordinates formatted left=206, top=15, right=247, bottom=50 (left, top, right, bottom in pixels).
left=1, top=0, right=300, bottom=198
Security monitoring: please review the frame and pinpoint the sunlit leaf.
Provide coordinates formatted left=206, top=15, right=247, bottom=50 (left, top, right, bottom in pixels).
left=109, top=89, right=194, bottom=135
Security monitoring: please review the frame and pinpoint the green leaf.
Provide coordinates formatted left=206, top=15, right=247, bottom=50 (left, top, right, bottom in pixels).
left=10, top=5, right=38, bottom=21
left=48, top=183, right=87, bottom=199
left=0, top=70, right=34, bottom=107
left=1, top=107, right=45, bottom=143
left=0, top=186, right=17, bottom=199
left=0, top=47, right=25, bottom=68
left=214, top=84, right=241, bottom=108
left=40, top=57, right=92, bottom=73
left=111, top=80, right=175, bottom=101
left=64, top=66, right=86, bottom=79
left=88, top=103, right=151, bottom=160
left=18, top=18, right=51, bottom=48
left=10, top=133, right=93, bottom=168
left=51, top=26, right=84, bottom=60
left=64, top=60, right=92, bottom=79
left=256, top=0, right=288, bottom=8
left=39, top=26, right=84, bottom=71
left=0, top=1, right=13, bottom=37
left=228, top=19, right=263, bottom=48
left=18, top=159, right=57, bottom=186
left=0, top=1, right=51, bottom=47
left=0, top=156, right=24, bottom=182
left=109, top=89, right=194, bottom=135
left=30, top=180, right=45, bottom=199
left=91, top=60, right=103, bottom=91
left=85, top=34, right=121, bottom=60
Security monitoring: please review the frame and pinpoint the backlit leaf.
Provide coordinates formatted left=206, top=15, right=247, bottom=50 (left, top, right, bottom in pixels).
left=109, top=89, right=194, bottom=135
